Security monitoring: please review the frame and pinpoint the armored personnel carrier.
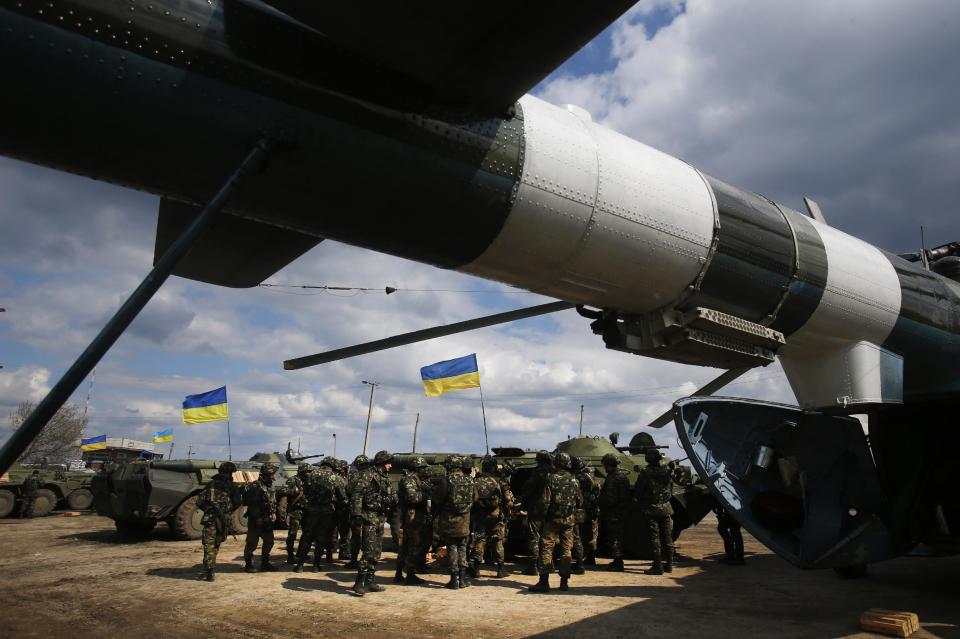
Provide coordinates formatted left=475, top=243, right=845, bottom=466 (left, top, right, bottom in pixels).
left=91, top=450, right=316, bottom=538
left=0, top=463, right=95, bottom=517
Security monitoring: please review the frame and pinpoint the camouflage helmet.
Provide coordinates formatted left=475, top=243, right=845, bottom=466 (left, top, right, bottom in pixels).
left=555, top=452, right=572, bottom=470
left=461, top=456, right=474, bottom=471
left=570, top=456, right=585, bottom=472
left=297, top=462, right=313, bottom=475
left=218, top=461, right=237, bottom=474
left=373, top=450, right=393, bottom=466
left=353, top=454, right=371, bottom=468
left=410, top=456, right=429, bottom=470
left=481, top=455, right=497, bottom=472
left=601, top=452, right=620, bottom=467
left=260, top=462, right=279, bottom=476
left=535, top=450, right=553, bottom=464
left=336, top=459, right=350, bottom=474
left=319, top=457, right=337, bottom=470
left=444, top=454, right=462, bottom=470
left=645, top=448, right=664, bottom=464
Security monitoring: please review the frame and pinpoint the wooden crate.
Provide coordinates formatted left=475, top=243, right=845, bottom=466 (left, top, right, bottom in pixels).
left=859, top=609, right=920, bottom=637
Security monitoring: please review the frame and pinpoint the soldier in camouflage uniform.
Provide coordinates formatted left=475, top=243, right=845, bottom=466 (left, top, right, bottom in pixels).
left=496, top=460, right=517, bottom=564
left=294, top=458, right=347, bottom=572
left=395, top=456, right=431, bottom=585
left=332, top=459, right=352, bottom=560
left=197, top=461, right=242, bottom=581
left=571, top=455, right=600, bottom=573
left=469, top=456, right=506, bottom=579
left=634, top=449, right=674, bottom=574
left=520, top=451, right=554, bottom=575
left=530, top=452, right=582, bottom=593
left=345, top=457, right=365, bottom=568
left=349, top=450, right=395, bottom=596
left=599, top=452, right=631, bottom=571
left=433, top=455, right=476, bottom=590
left=19, top=470, right=41, bottom=518
left=243, top=462, right=279, bottom=573
left=280, top=462, right=313, bottom=564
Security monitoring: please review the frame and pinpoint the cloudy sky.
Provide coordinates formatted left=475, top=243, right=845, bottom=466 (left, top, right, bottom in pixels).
left=1, top=0, right=957, bottom=462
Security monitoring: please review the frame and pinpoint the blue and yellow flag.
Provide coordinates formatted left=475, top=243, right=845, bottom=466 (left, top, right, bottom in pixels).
left=182, top=386, right=229, bottom=424
left=421, top=354, right=481, bottom=397
left=80, top=434, right=107, bottom=451
left=153, top=428, right=174, bottom=443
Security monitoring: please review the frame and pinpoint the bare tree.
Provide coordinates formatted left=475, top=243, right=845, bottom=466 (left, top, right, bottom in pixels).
left=9, top=402, right=88, bottom=464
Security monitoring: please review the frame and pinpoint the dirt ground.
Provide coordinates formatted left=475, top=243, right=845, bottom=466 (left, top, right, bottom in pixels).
left=0, top=514, right=957, bottom=639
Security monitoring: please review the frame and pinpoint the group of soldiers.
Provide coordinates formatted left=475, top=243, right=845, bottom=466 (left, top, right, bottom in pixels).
left=195, top=446, right=680, bottom=594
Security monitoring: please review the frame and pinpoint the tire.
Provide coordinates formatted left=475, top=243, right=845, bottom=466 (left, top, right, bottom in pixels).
left=115, top=519, right=157, bottom=538
left=834, top=563, right=868, bottom=579
left=0, top=489, right=15, bottom=518
left=66, top=488, right=94, bottom=510
left=230, top=507, right=248, bottom=535
left=172, top=495, right=204, bottom=539
left=32, top=488, right=58, bottom=516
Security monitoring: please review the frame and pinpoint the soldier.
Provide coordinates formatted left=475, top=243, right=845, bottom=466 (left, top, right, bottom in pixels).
left=345, top=456, right=366, bottom=569
left=530, top=452, right=581, bottom=593
left=599, top=452, right=631, bottom=571
left=196, top=461, right=242, bottom=581
left=634, top=449, right=674, bottom=575
left=280, top=462, right=313, bottom=564
left=433, top=455, right=476, bottom=589
left=349, top=450, right=395, bottom=596
left=714, top=504, right=745, bottom=565
left=396, top=456, right=431, bottom=585
left=294, top=458, right=347, bottom=572
left=333, top=459, right=352, bottom=560
left=19, top=470, right=41, bottom=518
left=520, top=451, right=554, bottom=575
left=243, top=462, right=279, bottom=573
left=571, top=455, right=600, bottom=573
left=469, top=455, right=506, bottom=579
left=496, top=460, right=517, bottom=567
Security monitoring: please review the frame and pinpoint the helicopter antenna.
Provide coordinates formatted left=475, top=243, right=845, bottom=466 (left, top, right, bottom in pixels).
left=920, top=225, right=930, bottom=270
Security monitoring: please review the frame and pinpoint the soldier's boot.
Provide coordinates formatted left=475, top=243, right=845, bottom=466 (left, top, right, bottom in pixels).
left=350, top=572, right=367, bottom=597
left=325, top=549, right=334, bottom=563
left=528, top=574, right=551, bottom=593
left=559, top=576, right=569, bottom=591
left=523, top=560, right=539, bottom=576
left=403, top=569, right=426, bottom=586
left=205, top=568, right=215, bottom=582
left=244, top=556, right=258, bottom=574
left=468, top=560, right=480, bottom=579
left=644, top=559, right=664, bottom=575
left=293, top=561, right=305, bottom=573
left=495, top=562, right=508, bottom=578
left=312, top=558, right=321, bottom=572
left=445, top=573, right=459, bottom=590
left=459, top=567, right=471, bottom=588
left=365, top=573, right=385, bottom=593
left=393, top=565, right=405, bottom=583
left=664, top=552, right=673, bottom=573
left=584, top=550, right=596, bottom=566
left=260, top=555, right=279, bottom=572
left=286, top=550, right=295, bottom=564
left=571, top=559, right=585, bottom=575
left=606, top=558, right=625, bottom=572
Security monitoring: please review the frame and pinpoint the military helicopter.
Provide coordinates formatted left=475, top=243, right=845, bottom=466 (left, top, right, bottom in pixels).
left=1, top=1, right=958, bottom=577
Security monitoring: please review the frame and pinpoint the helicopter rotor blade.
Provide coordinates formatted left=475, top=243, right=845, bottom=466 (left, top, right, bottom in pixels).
left=645, top=367, right=752, bottom=429
left=283, top=301, right=574, bottom=370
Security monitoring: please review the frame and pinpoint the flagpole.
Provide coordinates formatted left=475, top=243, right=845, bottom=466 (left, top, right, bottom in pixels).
left=226, top=420, right=232, bottom=461
left=478, top=384, right=489, bottom=455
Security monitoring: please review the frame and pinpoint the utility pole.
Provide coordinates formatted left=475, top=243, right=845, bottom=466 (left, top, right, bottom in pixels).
left=168, top=442, right=175, bottom=460
left=361, top=380, right=377, bottom=455
left=332, top=433, right=337, bottom=458
left=412, top=413, right=420, bottom=453
left=579, top=404, right=584, bottom=436
left=187, top=445, right=193, bottom=459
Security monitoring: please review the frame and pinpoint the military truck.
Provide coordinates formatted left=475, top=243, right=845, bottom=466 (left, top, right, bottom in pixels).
left=91, top=450, right=314, bottom=539
left=0, top=463, right=95, bottom=517
left=389, top=433, right=716, bottom=559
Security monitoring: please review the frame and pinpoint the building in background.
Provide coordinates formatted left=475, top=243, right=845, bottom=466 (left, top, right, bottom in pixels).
left=81, top=437, right=162, bottom=467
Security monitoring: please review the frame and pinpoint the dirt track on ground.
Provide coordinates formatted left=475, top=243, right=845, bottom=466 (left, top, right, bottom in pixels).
left=0, top=514, right=957, bottom=639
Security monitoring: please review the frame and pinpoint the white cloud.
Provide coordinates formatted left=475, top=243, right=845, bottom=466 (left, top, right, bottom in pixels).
left=0, top=366, right=51, bottom=407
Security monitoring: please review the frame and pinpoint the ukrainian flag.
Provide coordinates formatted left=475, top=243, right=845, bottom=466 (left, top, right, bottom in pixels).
left=80, top=434, right=107, bottom=451
left=182, top=386, right=229, bottom=424
left=421, top=354, right=481, bottom=397
left=153, top=428, right=174, bottom=443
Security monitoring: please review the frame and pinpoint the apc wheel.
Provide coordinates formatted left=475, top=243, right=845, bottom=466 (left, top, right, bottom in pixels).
left=32, top=488, right=58, bottom=516
left=230, top=507, right=248, bottom=535
left=834, top=563, right=868, bottom=579
left=115, top=519, right=157, bottom=538
left=173, top=495, right=203, bottom=539
left=0, top=489, right=15, bottom=518
left=66, top=488, right=94, bottom=510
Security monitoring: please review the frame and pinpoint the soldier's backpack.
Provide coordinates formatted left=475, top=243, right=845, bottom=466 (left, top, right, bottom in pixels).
left=307, top=472, right=337, bottom=507
left=546, top=472, right=579, bottom=520
left=474, top=475, right=501, bottom=511
left=448, top=473, right=474, bottom=514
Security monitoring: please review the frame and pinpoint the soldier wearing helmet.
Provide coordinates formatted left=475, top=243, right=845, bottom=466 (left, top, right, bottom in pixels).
left=520, top=451, right=555, bottom=575
left=494, top=460, right=517, bottom=565
left=570, top=455, right=600, bottom=572
left=345, top=457, right=367, bottom=569
left=331, top=459, right=352, bottom=561
left=348, top=449, right=395, bottom=596
left=243, top=462, right=279, bottom=573
left=469, top=455, right=507, bottom=579
left=20, top=470, right=41, bottom=518
left=196, top=461, right=242, bottom=581
left=280, top=463, right=314, bottom=564
left=294, top=457, right=347, bottom=572
left=395, top=456, right=431, bottom=585
left=634, top=448, right=675, bottom=575
left=529, top=451, right=582, bottom=593
left=599, top=452, right=631, bottom=571
left=434, top=453, right=476, bottom=589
